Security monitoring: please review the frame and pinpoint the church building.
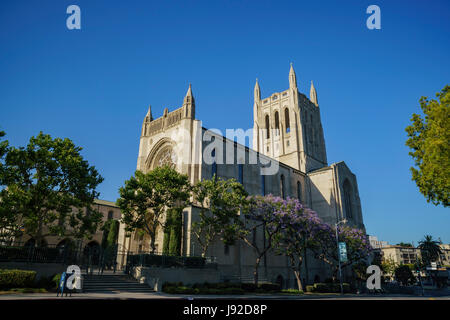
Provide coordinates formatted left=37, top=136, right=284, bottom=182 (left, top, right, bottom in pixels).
left=117, top=65, right=366, bottom=287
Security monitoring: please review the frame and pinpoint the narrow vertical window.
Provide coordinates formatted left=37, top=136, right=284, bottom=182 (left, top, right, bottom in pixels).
left=343, top=179, right=353, bottom=219
left=297, top=181, right=302, bottom=201
left=280, top=174, right=285, bottom=199
left=261, top=174, right=265, bottom=196
left=212, top=148, right=217, bottom=179
left=238, top=164, right=243, bottom=184
left=275, top=111, right=280, bottom=136
left=285, top=108, right=290, bottom=133
left=265, top=115, right=270, bottom=139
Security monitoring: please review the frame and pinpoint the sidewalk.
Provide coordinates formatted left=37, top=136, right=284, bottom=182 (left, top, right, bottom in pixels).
left=0, top=291, right=449, bottom=300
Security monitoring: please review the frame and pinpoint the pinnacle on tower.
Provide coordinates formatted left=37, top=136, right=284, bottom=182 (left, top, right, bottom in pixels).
left=184, top=83, right=194, bottom=102
left=183, top=83, right=195, bottom=119
left=145, top=105, right=153, bottom=121
left=289, top=62, right=297, bottom=89
left=310, top=80, right=318, bottom=106
left=254, top=78, right=261, bottom=101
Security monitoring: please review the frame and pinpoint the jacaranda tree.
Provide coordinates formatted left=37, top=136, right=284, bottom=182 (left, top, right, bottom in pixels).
left=237, top=194, right=286, bottom=286
left=314, top=224, right=372, bottom=281
left=271, top=197, right=326, bottom=291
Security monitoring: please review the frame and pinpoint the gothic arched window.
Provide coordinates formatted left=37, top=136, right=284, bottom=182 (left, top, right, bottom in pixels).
left=285, top=108, right=290, bottom=133
left=275, top=112, right=280, bottom=136
left=265, top=115, right=270, bottom=139
left=343, top=179, right=353, bottom=219
left=212, top=148, right=217, bottom=179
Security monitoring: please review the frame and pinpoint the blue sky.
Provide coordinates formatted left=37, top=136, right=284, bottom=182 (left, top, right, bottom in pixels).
left=0, top=0, right=449, bottom=245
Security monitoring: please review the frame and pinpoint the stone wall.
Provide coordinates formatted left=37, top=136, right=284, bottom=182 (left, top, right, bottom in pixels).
left=130, top=266, right=221, bottom=292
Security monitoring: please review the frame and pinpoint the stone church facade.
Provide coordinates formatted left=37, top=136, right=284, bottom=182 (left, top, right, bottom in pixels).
left=117, top=65, right=366, bottom=287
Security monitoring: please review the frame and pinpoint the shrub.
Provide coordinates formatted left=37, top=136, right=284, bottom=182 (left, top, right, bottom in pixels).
left=281, top=289, right=304, bottom=294
left=34, top=274, right=57, bottom=290
left=162, top=281, right=281, bottom=295
left=241, top=283, right=257, bottom=292
left=395, top=265, right=415, bottom=286
left=0, top=269, right=36, bottom=289
left=53, top=274, right=62, bottom=288
left=259, top=283, right=281, bottom=292
left=222, top=287, right=245, bottom=295
left=306, top=283, right=352, bottom=293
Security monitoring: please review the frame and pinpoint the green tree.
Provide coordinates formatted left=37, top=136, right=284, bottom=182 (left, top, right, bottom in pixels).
left=101, top=219, right=119, bottom=249
left=405, top=85, right=450, bottom=207
left=0, top=130, right=21, bottom=243
left=381, top=256, right=398, bottom=280
left=0, top=130, right=19, bottom=243
left=0, top=130, right=8, bottom=177
left=396, top=242, right=413, bottom=247
left=191, top=176, right=248, bottom=257
left=163, top=207, right=183, bottom=256
left=0, top=132, right=104, bottom=246
left=394, top=264, right=415, bottom=286
left=117, top=166, right=191, bottom=253
left=101, top=219, right=120, bottom=269
left=418, top=234, right=442, bottom=265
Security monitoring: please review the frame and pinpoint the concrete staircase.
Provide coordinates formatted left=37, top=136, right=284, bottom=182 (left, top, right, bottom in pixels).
left=82, top=273, right=154, bottom=293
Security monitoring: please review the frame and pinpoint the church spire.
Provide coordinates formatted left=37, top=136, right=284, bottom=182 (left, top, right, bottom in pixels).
left=184, top=83, right=194, bottom=102
left=254, top=78, right=260, bottom=102
left=289, top=63, right=297, bottom=89
left=310, top=80, right=318, bottom=106
left=183, top=83, right=195, bottom=119
left=145, top=105, right=153, bottom=121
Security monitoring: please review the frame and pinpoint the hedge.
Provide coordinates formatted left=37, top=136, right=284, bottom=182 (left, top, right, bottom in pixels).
left=0, top=269, right=37, bottom=289
left=162, top=281, right=281, bottom=295
left=305, top=283, right=352, bottom=293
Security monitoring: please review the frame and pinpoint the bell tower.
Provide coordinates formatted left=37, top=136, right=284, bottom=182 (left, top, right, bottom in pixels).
left=252, top=64, right=327, bottom=172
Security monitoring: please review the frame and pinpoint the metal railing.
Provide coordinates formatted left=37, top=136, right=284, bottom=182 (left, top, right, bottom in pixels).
left=0, top=244, right=80, bottom=264
left=122, top=250, right=217, bottom=271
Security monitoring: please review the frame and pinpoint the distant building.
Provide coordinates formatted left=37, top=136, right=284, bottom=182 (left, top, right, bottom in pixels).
left=10, top=199, right=121, bottom=253
left=438, top=244, right=450, bottom=266
left=368, top=236, right=389, bottom=249
left=381, top=245, right=421, bottom=265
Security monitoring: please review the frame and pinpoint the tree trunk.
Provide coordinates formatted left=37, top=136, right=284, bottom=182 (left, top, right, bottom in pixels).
left=254, top=256, right=262, bottom=286
left=149, top=233, right=156, bottom=254
left=294, top=270, right=303, bottom=292
left=289, top=255, right=303, bottom=291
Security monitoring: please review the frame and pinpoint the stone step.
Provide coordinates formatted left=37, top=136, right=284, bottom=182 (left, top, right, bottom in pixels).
left=83, top=288, right=154, bottom=293
left=79, top=273, right=154, bottom=293
left=82, top=285, right=150, bottom=288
